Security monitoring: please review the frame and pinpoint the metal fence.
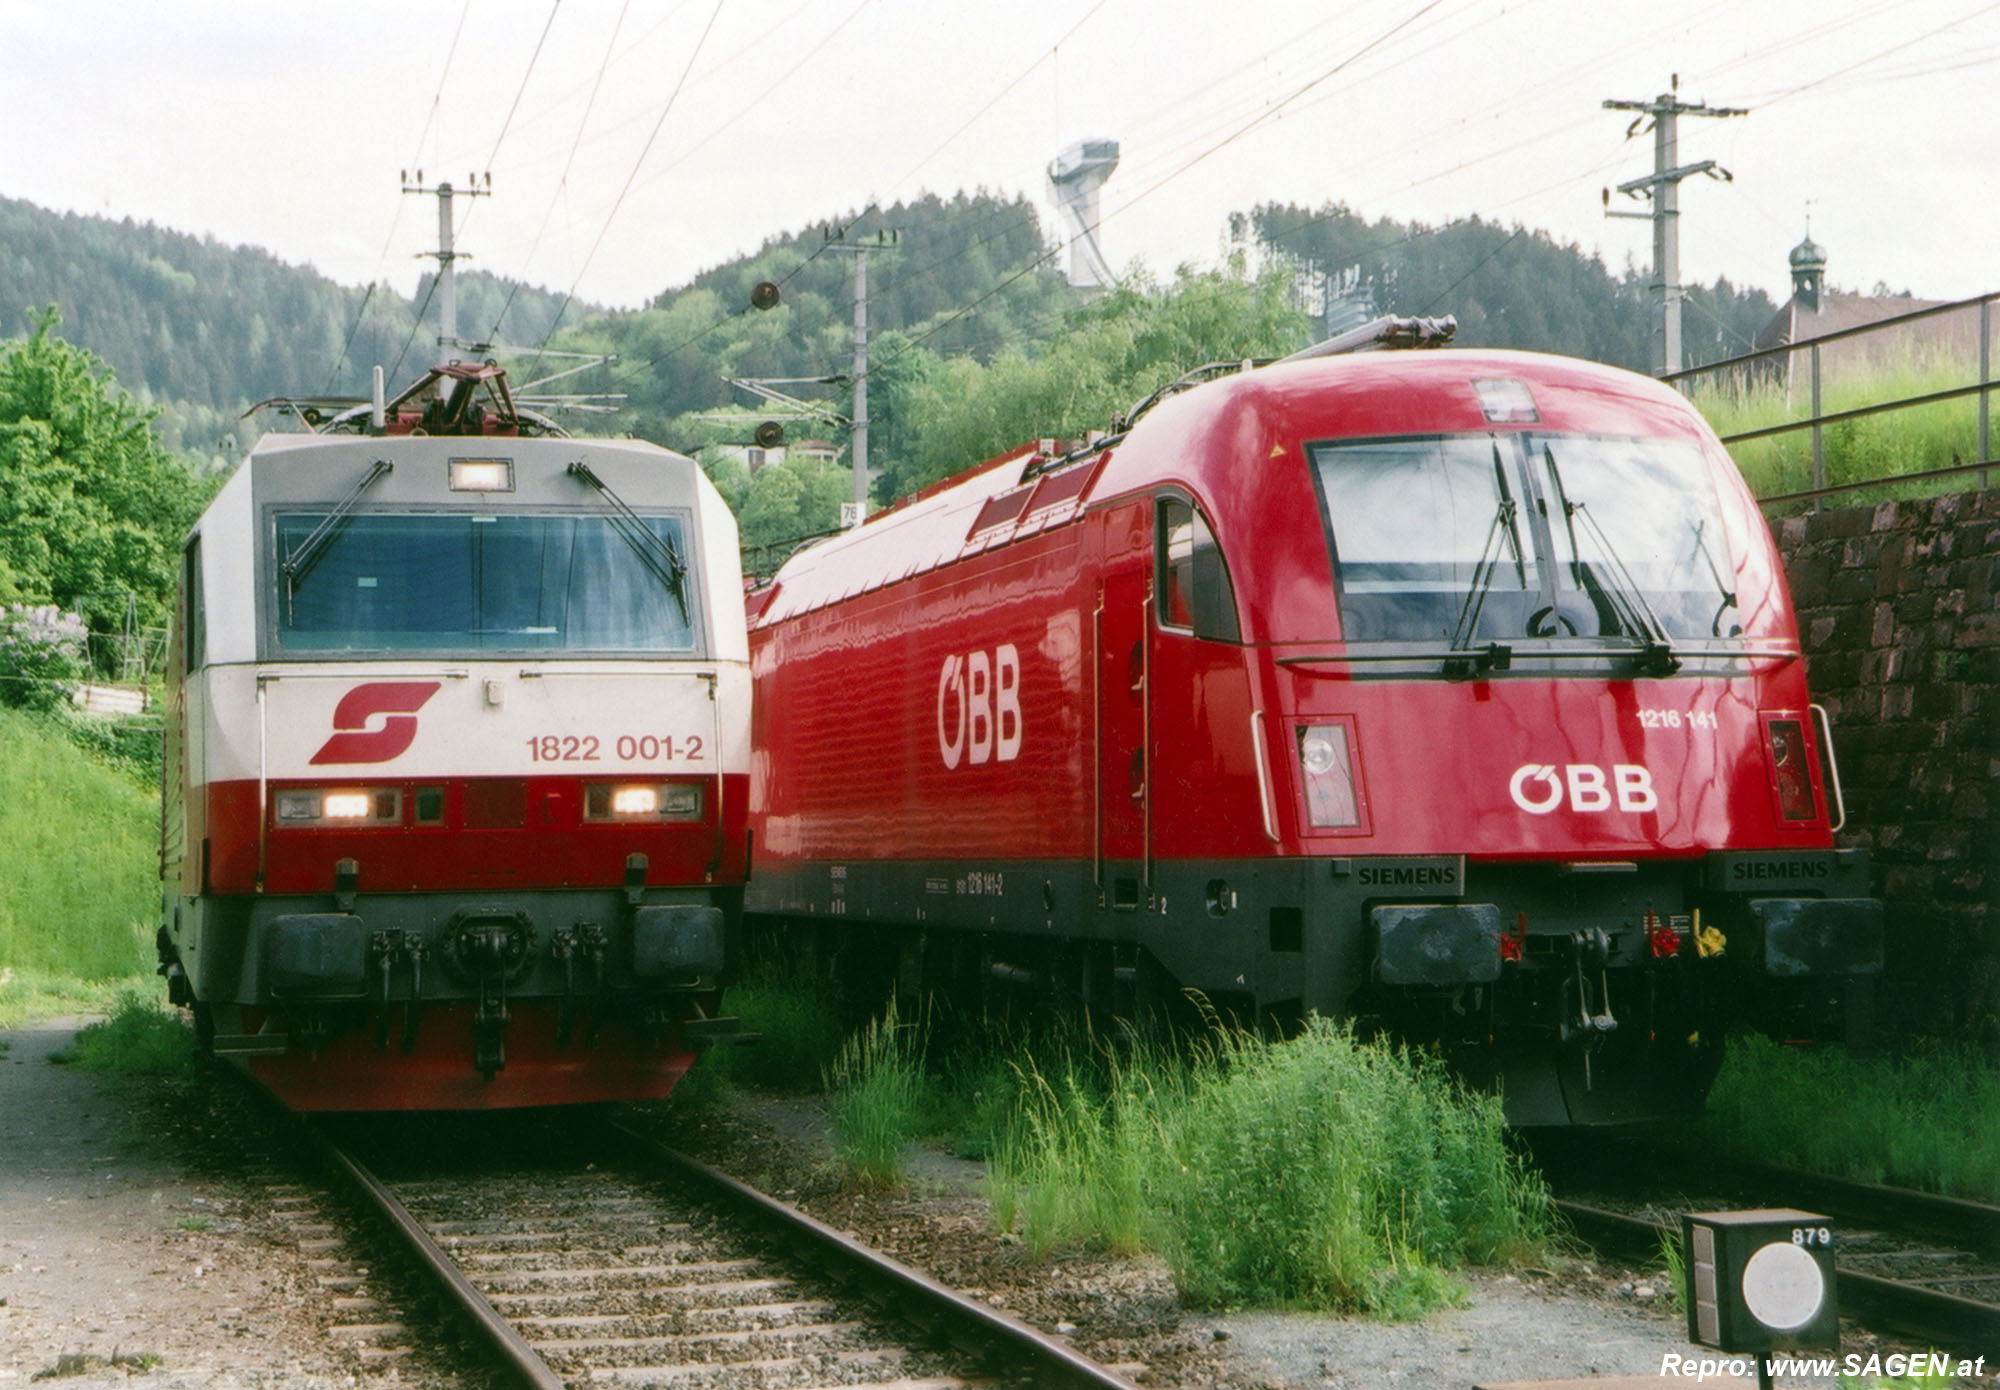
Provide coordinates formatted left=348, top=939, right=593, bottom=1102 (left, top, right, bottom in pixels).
left=1663, top=291, right=1996, bottom=507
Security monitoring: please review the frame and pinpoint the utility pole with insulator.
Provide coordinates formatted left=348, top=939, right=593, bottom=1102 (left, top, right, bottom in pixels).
left=1603, top=78, right=1745, bottom=377
left=826, top=228, right=897, bottom=526
left=403, top=171, right=492, bottom=365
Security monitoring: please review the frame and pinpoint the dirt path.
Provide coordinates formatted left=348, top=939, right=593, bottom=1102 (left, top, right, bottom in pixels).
left=1, top=1018, right=1943, bottom=1389
left=0, top=1019, right=402, bottom=1388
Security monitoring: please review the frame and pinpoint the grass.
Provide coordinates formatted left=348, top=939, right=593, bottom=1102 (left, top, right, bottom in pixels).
left=48, top=989, right=195, bottom=1079
left=664, top=961, right=852, bottom=1113
left=1689, top=350, right=1990, bottom=501
left=0, top=705, right=160, bottom=984
left=1691, top=1034, right=2000, bottom=1203
left=0, top=968, right=150, bottom=1029
left=710, top=972, right=1555, bottom=1315
left=32, top=1350, right=162, bottom=1380
left=990, top=1016, right=1552, bottom=1316
left=1656, top=1229, right=1686, bottom=1309
left=822, top=998, right=941, bottom=1190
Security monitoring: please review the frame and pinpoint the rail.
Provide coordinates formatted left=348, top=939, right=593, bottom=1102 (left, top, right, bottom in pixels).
left=1555, top=1197, right=2000, bottom=1358
left=1662, top=290, right=1997, bottom=506
left=1537, top=1135, right=2000, bottom=1357
left=609, top=1119, right=1143, bottom=1389
left=306, top=1120, right=565, bottom=1390
left=277, top=1095, right=1140, bottom=1390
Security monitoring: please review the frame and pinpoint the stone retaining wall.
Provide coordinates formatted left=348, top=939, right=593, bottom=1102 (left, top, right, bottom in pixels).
left=1772, top=490, right=1998, bottom=1043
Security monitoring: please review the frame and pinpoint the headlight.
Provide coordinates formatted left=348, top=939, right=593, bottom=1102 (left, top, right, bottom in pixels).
left=584, top=782, right=703, bottom=823
left=1300, top=728, right=1342, bottom=775
left=449, top=457, right=514, bottom=491
left=1296, top=724, right=1360, bottom=829
left=274, top=788, right=402, bottom=826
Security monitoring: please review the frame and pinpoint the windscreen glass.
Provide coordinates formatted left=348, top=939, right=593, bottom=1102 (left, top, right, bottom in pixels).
left=272, top=511, right=698, bottom=655
left=1311, top=433, right=1738, bottom=648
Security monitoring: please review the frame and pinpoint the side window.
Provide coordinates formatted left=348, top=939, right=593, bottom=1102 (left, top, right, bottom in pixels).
left=181, top=536, right=205, bottom=671
left=1158, top=498, right=1241, bottom=642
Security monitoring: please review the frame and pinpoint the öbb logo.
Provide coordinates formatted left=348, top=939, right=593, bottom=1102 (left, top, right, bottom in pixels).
left=1508, top=763, right=1657, bottom=815
left=309, top=681, right=442, bottom=765
left=937, top=646, right=1022, bottom=769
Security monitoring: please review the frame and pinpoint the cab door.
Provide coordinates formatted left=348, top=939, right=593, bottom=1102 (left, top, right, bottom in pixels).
left=1093, top=503, right=1152, bottom=909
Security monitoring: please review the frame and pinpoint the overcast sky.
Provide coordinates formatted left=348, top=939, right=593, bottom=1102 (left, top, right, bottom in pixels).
left=1, top=0, right=1993, bottom=330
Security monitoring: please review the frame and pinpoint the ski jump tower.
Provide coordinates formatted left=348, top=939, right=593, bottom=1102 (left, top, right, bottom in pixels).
left=1047, top=139, right=1121, bottom=290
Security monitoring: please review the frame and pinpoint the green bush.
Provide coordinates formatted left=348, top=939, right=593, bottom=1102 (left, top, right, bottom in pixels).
left=50, top=990, right=194, bottom=1078
left=989, top=1016, right=1551, bottom=1315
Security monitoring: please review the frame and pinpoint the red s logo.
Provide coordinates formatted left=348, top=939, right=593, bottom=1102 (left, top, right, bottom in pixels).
left=309, top=682, right=442, bottom=765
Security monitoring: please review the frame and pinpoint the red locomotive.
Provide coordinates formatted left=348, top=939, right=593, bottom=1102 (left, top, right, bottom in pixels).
left=745, top=322, right=1882, bottom=1124
left=158, top=365, right=751, bottom=1110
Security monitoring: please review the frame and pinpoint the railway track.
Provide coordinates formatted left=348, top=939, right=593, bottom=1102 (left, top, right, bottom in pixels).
left=1533, top=1137, right=2000, bottom=1358
left=292, top=1109, right=1138, bottom=1390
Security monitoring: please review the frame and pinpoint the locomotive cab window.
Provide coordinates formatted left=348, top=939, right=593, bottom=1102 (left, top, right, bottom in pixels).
left=267, top=510, right=702, bottom=657
left=181, top=536, right=205, bottom=671
left=1310, top=433, right=1738, bottom=659
left=1158, top=498, right=1241, bottom=642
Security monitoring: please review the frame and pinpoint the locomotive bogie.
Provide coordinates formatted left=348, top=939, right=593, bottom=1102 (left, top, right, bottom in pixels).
left=161, top=421, right=751, bottom=1110
left=747, top=346, right=1884, bottom=1125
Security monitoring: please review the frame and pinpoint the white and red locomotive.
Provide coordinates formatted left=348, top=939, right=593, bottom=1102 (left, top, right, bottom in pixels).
left=158, top=365, right=750, bottom=1109
left=745, top=324, right=1882, bottom=1124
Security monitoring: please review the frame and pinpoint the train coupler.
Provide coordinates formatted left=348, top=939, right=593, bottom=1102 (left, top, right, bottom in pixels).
left=1561, top=927, right=1619, bottom=1047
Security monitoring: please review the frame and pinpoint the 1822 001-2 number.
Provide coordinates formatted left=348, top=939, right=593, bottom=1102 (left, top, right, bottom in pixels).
left=526, top=734, right=705, bottom=763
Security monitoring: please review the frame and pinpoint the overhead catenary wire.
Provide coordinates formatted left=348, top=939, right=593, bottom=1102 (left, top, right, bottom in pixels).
left=882, top=0, right=1455, bottom=364
left=413, top=0, right=1989, bottom=421
left=322, top=0, right=479, bottom=390
left=528, top=0, right=729, bottom=375
left=486, top=0, right=635, bottom=346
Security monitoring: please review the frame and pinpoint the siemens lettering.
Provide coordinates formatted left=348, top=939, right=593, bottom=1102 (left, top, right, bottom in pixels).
left=1357, top=864, right=1461, bottom=888
left=1730, top=858, right=1833, bottom=883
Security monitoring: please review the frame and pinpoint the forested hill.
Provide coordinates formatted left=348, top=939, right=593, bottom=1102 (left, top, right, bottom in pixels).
left=0, top=187, right=1781, bottom=470
left=1248, top=201, right=1778, bottom=371
left=0, top=194, right=577, bottom=456
left=563, top=191, right=1080, bottom=445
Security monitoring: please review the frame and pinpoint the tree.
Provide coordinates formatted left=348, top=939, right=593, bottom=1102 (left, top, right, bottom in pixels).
left=0, top=308, right=213, bottom=652
left=871, top=265, right=1311, bottom=498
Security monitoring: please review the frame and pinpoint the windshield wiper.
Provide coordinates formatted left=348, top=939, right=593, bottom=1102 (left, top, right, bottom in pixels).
left=1446, top=445, right=1527, bottom=676
left=1534, top=444, right=1680, bottom=674
left=567, top=461, right=691, bottom=624
left=283, top=459, right=392, bottom=617
left=1565, top=499, right=1682, bottom=674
